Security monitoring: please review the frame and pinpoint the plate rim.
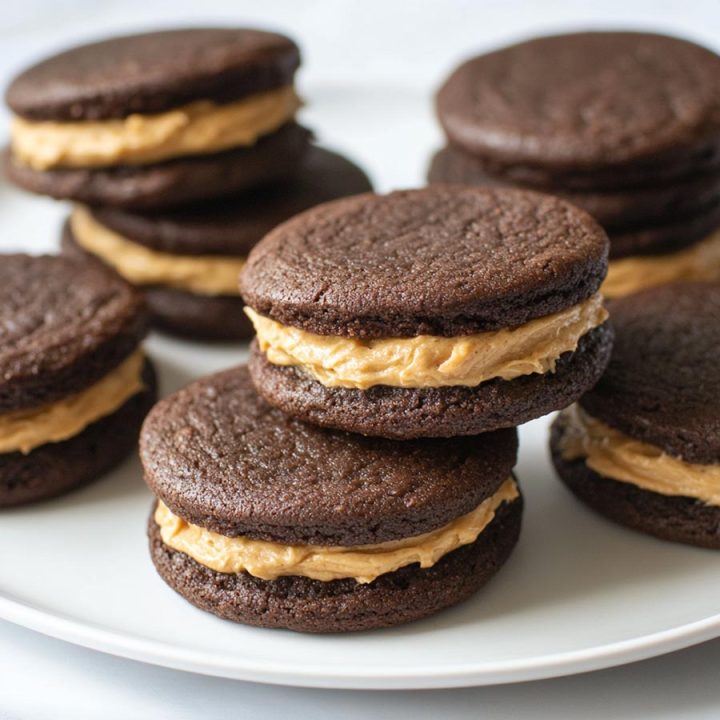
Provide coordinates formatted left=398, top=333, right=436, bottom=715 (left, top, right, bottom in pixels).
left=1, top=592, right=718, bottom=689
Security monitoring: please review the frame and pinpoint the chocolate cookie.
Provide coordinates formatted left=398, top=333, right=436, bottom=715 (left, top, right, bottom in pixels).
left=0, top=254, right=146, bottom=411
left=0, top=254, right=156, bottom=506
left=550, top=282, right=720, bottom=548
left=4, top=124, right=312, bottom=209
left=6, top=28, right=299, bottom=121
left=142, top=366, right=522, bottom=632
left=431, top=32, right=720, bottom=296
left=5, top=28, right=309, bottom=207
left=436, top=32, right=720, bottom=187
left=61, top=147, right=372, bottom=341
left=241, top=186, right=612, bottom=438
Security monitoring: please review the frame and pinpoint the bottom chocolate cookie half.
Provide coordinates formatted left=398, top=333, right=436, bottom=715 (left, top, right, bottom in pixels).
left=0, top=360, right=157, bottom=507
left=550, top=422, right=720, bottom=549
left=248, top=324, right=613, bottom=439
left=4, top=123, right=312, bottom=209
left=148, top=494, right=523, bottom=633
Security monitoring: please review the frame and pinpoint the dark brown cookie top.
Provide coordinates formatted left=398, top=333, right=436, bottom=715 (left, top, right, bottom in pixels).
left=0, top=254, right=147, bottom=412
left=6, top=28, right=300, bottom=121
left=580, top=282, right=720, bottom=464
left=88, top=147, right=372, bottom=256
left=140, top=366, right=518, bottom=545
left=437, top=32, right=720, bottom=175
left=240, top=185, right=609, bottom=337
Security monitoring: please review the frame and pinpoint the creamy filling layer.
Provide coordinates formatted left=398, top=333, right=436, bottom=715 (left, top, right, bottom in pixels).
left=155, top=478, right=519, bottom=584
left=246, top=294, right=608, bottom=390
left=11, top=86, right=300, bottom=170
left=558, top=404, right=720, bottom=506
left=71, top=206, right=244, bottom=296
left=602, top=229, right=720, bottom=299
left=0, top=350, right=145, bottom=455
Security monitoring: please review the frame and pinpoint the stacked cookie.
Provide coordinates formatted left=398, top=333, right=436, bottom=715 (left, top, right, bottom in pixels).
left=429, top=32, right=720, bottom=299
left=142, top=185, right=614, bottom=632
left=5, top=28, right=371, bottom=340
left=0, top=255, right=156, bottom=507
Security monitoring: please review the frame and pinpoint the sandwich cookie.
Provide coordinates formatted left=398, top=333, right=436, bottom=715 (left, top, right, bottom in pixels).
left=142, top=367, right=522, bottom=632
left=241, top=186, right=613, bottom=439
left=551, top=282, right=720, bottom=548
left=61, top=147, right=372, bottom=340
left=431, top=32, right=720, bottom=298
left=0, top=255, right=156, bottom=507
left=5, top=28, right=309, bottom=208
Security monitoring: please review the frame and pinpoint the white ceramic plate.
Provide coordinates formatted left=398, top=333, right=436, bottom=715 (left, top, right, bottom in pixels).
left=1, top=84, right=719, bottom=690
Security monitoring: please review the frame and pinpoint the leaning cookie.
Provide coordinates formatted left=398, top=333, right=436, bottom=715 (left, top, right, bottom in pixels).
left=61, top=147, right=372, bottom=340
left=0, top=255, right=157, bottom=507
left=241, top=186, right=613, bottom=439
left=4, top=28, right=309, bottom=208
left=142, top=366, right=522, bottom=632
left=550, top=282, right=720, bottom=549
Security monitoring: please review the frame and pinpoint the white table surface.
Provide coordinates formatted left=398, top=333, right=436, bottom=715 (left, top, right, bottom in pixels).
left=1, top=0, right=719, bottom=717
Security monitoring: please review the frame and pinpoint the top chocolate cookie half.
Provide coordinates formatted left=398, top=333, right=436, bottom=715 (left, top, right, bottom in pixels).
left=6, top=28, right=300, bottom=121
left=0, top=254, right=147, bottom=413
left=579, top=282, right=720, bottom=464
left=240, top=185, right=609, bottom=337
left=141, top=366, right=518, bottom=545
left=437, top=32, right=720, bottom=183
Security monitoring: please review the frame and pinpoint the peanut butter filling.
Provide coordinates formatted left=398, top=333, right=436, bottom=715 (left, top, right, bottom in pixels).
left=558, top=404, right=720, bottom=505
left=246, top=294, right=608, bottom=390
left=71, top=206, right=244, bottom=296
left=155, top=478, right=519, bottom=583
left=11, top=85, right=300, bottom=170
left=602, top=229, right=720, bottom=298
left=0, top=350, right=145, bottom=455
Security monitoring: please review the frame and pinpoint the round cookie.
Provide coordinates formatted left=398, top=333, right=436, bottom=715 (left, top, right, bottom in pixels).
left=550, top=282, right=720, bottom=548
left=0, top=254, right=157, bottom=506
left=5, top=28, right=309, bottom=208
left=6, top=28, right=300, bottom=121
left=61, top=147, right=373, bottom=340
left=436, top=32, right=720, bottom=188
left=0, top=254, right=146, bottom=411
left=142, top=366, right=522, bottom=632
left=241, top=186, right=613, bottom=438
left=4, top=124, right=312, bottom=209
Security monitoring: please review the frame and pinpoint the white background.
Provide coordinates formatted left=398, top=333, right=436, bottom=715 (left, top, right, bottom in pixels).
left=1, top=1, right=720, bottom=718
